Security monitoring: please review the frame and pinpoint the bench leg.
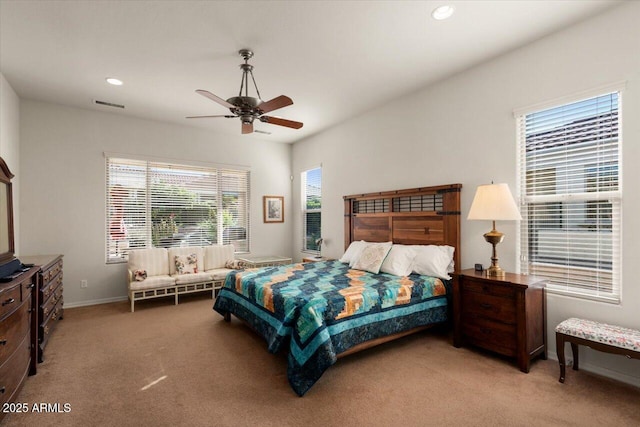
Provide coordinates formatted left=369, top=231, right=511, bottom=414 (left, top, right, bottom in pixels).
left=571, top=342, right=579, bottom=371
left=556, top=333, right=566, bottom=383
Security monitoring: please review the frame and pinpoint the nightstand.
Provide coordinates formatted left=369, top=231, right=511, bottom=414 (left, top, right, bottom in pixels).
left=452, top=269, right=546, bottom=373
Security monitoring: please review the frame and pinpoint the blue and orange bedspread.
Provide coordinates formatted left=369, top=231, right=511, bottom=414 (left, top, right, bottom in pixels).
left=213, top=260, right=450, bottom=396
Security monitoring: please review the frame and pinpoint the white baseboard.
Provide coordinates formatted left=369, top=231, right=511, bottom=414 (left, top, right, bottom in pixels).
left=63, top=296, right=128, bottom=309
left=548, top=351, right=640, bottom=388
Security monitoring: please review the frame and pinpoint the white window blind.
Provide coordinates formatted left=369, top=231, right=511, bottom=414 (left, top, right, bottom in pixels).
left=517, top=91, right=621, bottom=303
left=106, top=157, right=250, bottom=263
left=302, top=167, right=322, bottom=253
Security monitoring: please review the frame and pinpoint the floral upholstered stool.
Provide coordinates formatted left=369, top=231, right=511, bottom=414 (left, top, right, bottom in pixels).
left=555, top=318, right=640, bottom=383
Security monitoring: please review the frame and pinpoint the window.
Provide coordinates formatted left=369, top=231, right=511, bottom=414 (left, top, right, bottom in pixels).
left=302, top=167, right=321, bottom=253
left=517, top=91, right=621, bottom=302
left=106, top=156, right=250, bottom=263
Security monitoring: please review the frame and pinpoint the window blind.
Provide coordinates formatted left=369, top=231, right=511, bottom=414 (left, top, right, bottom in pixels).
left=106, top=157, right=250, bottom=263
left=302, top=167, right=322, bottom=253
left=517, top=92, right=621, bottom=303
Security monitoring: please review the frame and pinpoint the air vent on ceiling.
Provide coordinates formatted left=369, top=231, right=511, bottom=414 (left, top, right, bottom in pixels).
left=93, top=99, right=125, bottom=109
left=254, top=129, right=272, bottom=135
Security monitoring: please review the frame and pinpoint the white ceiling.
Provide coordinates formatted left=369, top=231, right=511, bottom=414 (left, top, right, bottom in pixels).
left=0, top=0, right=621, bottom=144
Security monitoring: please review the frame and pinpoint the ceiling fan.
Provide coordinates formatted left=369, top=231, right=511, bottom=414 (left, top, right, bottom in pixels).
left=187, top=49, right=303, bottom=135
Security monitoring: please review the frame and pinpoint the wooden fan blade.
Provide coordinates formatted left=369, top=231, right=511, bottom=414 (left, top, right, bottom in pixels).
left=242, top=121, right=254, bottom=134
left=186, top=115, right=235, bottom=119
left=196, top=90, right=236, bottom=109
left=260, top=116, right=303, bottom=129
left=257, top=95, right=293, bottom=114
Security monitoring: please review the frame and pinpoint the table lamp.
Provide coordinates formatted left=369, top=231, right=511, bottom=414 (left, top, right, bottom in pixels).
left=467, top=183, right=521, bottom=278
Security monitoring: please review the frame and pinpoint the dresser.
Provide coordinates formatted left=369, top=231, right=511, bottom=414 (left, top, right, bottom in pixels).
left=0, top=267, right=37, bottom=422
left=452, top=269, right=546, bottom=373
left=20, top=255, right=64, bottom=363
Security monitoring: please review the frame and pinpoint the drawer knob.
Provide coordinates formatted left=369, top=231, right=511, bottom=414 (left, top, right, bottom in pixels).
left=480, top=303, right=492, bottom=310
left=0, top=339, right=7, bottom=346
left=1, top=298, right=15, bottom=306
left=28, top=283, right=35, bottom=289
left=0, top=386, right=5, bottom=394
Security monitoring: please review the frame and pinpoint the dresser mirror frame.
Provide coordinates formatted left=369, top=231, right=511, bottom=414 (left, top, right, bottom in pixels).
left=0, top=156, right=15, bottom=266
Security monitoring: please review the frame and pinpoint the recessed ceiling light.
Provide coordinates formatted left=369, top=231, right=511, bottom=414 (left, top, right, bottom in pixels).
left=106, top=77, right=123, bottom=86
left=432, top=5, right=455, bottom=20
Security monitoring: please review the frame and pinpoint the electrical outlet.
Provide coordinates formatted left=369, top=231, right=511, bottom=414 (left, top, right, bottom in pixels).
left=81, top=279, right=88, bottom=288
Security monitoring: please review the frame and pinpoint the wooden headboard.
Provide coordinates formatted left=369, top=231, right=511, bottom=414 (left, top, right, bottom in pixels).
left=344, top=183, right=462, bottom=270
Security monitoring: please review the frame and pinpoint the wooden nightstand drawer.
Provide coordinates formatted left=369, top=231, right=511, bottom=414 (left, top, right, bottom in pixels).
left=463, top=317, right=516, bottom=357
left=462, top=278, right=515, bottom=299
left=462, top=290, right=516, bottom=324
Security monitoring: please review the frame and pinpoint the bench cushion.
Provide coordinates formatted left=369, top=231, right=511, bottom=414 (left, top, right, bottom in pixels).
left=172, top=272, right=213, bottom=285
left=129, top=275, right=175, bottom=291
left=204, top=267, right=234, bottom=281
left=128, top=248, right=170, bottom=276
left=555, top=318, right=640, bottom=352
left=203, top=244, right=235, bottom=271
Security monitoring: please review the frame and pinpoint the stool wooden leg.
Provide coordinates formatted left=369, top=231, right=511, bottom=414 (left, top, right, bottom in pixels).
left=556, top=333, right=566, bottom=383
left=571, top=342, right=579, bottom=371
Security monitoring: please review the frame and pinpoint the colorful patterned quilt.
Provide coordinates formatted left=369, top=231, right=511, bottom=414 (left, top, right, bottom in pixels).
left=213, top=260, right=450, bottom=396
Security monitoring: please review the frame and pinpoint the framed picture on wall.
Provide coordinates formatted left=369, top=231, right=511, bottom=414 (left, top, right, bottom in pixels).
left=263, top=196, right=284, bottom=223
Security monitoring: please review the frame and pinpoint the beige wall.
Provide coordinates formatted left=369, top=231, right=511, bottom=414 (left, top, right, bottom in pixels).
left=19, top=101, right=292, bottom=307
left=292, top=2, right=640, bottom=386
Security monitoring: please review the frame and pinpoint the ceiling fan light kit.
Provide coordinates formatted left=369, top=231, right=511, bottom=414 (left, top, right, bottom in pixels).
left=187, top=49, right=303, bottom=135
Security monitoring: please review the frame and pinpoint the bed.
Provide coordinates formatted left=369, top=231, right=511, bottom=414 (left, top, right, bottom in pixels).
left=213, top=183, right=461, bottom=396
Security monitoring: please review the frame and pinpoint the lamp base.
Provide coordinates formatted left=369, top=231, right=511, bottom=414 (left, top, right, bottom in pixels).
left=484, top=225, right=506, bottom=279
left=486, top=265, right=505, bottom=278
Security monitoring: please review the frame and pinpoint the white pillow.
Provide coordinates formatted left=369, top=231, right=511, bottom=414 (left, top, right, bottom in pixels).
left=410, top=245, right=455, bottom=280
left=349, top=241, right=393, bottom=267
left=339, top=240, right=368, bottom=264
left=439, top=245, right=455, bottom=273
left=351, top=243, right=393, bottom=274
left=380, top=245, right=417, bottom=276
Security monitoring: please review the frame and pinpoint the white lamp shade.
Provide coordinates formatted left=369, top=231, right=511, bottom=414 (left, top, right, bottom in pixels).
left=467, top=183, right=522, bottom=221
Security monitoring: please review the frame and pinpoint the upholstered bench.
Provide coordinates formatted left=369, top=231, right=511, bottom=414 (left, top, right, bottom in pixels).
left=127, top=245, right=236, bottom=312
left=555, top=318, right=640, bottom=383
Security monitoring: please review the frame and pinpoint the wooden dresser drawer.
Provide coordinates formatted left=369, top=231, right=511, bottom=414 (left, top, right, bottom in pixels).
left=0, top=333, right=30, bottom=405
left=42, top=259, right=63, bottom=283
left=39, top=298, right=63, bottom=351
left=461, top=290, right=516, bottom=324
left=0, top=295, right=31, bottom=362
left=462, top=317, right=517, bottom=357
left=41, top=285, right=63, bottom=320
left=41, top=270, right=63, bottom=303
left=0, top=283, right=22, bottom=319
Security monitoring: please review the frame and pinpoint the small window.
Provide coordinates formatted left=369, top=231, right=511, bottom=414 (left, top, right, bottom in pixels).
left=301, top=167, right=321, bottom=253
left=517, top=91, right=621, bottom=303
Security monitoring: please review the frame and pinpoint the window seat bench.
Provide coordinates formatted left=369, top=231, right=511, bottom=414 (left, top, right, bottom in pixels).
left=555, top=317, right=640, bottom=383
left=127, top=245, right=236, bottom=312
